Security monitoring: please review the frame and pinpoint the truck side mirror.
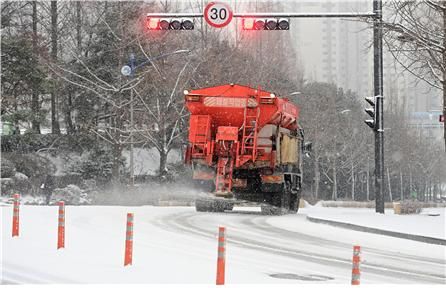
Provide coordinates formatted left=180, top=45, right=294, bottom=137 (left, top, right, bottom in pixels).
left=304, top=142, right=312, bottom=153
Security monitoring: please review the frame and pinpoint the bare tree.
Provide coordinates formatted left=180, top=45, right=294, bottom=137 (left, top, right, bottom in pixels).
left=377, top=0, right=445, bottom=150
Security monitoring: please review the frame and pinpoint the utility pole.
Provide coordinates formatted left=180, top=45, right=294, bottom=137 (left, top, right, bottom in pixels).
left=129, top=53, right=136, bottom=187
left=367, top=156, right=370, bottom=201
left=373, top=0, right=385, bottom=213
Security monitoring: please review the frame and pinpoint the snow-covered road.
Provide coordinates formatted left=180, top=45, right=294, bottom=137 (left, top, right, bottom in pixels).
left=2, top=205, right=445, bottom=285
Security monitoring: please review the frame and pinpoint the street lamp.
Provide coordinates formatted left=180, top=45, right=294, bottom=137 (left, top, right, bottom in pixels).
left=121, top=49, right=191, bottom=186
left=288, top=92, right=302, bottom=103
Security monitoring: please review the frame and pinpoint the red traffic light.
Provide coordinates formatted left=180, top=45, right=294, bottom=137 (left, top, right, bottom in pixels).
left=440, top=115, right=444, bottom=123
left=147, top=17, right=194, bottom=30
left=147, top=18, right=160, bottom=30
left=242, top=18, right=289, bottom=30
left=242, top=18, right=255, bottom=30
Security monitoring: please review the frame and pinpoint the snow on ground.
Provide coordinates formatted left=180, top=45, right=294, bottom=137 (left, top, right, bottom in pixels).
left=1, top=204, right=445, bottom=285
left=299, top=205, right=446, bottom=240
left=1, top=205, right=348, bottom=285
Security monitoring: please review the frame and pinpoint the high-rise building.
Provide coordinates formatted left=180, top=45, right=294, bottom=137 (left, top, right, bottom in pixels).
left=287, top=0, right=373, bottom=97
left=288, top=1, right=441, bottom=127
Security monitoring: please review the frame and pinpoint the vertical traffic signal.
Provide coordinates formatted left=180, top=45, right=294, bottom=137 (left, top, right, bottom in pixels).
left=147, top=17, right=194, bottom=30
left=364, top=96, right=376, bottom=129
left=242, top=18, right=289, bottom=30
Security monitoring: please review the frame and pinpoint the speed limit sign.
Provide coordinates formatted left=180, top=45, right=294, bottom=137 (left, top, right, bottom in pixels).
left=204, top=2, right=233, bottom=28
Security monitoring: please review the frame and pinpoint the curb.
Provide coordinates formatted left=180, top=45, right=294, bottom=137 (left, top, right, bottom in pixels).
left=306, top=215, right=446, bottom=246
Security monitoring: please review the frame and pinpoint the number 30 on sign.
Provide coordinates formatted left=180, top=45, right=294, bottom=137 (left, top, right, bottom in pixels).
left=204, top=2, right=233, bottom=28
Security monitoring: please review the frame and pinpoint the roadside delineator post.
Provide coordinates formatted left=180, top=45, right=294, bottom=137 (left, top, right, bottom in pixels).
left=216, top=226, right=226, bottom=285
left=124, top=213, right=134, bottom=266
left=57, top=201, right=65, bottom=249
left=12, top=193, right=20, bottom=237
left=351, top=245, right=361, bottom=285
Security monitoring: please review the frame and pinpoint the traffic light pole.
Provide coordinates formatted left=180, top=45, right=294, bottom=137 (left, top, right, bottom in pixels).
left=146, top=12, right=376, bottom=18
left=373, top=0, right=385, bottom=213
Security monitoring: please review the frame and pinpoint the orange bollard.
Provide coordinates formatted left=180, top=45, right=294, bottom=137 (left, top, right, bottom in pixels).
left=57, top=201, right=65, bottom=249
left=12, top=194, right=20, bottom=237
left=124, top=213, right=134, bottom=266
left=351, top=245, right=361, bottom=285
left=216, top=226, right=226, bottom=285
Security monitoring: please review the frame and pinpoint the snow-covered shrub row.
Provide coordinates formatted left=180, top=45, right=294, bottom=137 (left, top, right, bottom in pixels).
left=399, top=200, right=422, bottom=214
left=50, top=184, right=93, bottom=205
left=68, top=145, right=123, bottom=184
left=0, top=194, right=47, bottom=205
left=1, top=152, right=56, bottom=196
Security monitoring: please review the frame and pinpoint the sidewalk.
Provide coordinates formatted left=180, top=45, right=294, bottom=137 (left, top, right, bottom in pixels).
left=303, top=206, right=446, bottom=245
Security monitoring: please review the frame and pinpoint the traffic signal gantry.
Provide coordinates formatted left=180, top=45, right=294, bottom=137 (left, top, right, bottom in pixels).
left=146, top=1, right=386, bottom=214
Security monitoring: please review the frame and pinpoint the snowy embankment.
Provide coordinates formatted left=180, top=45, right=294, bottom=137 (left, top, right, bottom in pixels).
left=291, top=205, right=446, bottom=240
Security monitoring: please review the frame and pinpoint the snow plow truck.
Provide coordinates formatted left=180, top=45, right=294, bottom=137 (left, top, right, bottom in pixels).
left=184, top=84, right=307, bottom=214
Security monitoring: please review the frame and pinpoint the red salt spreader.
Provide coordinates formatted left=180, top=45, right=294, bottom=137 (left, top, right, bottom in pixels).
left=184, top=84, right=309, bottom=214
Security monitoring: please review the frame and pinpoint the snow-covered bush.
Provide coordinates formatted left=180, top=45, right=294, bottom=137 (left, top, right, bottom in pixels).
left=13, top=172, right=28, bottom=181
left=400, top=200, right=422, bottom=214
left=1, top=157, right=15, bottom=178
left=5, top=152, right=56, bottom=179
left=11, top=172, right=32, bottom=194
left=69, top=145, right=121, bottom=184
left=51, top=184, right=92, bottom=205
left=1, top=178, right=14, bottom=196
left=1, top=172, right=32, bottom=196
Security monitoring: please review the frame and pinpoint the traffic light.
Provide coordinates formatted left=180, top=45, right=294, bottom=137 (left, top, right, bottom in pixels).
left=242, top=18, right=290, bottom=30
left=364, top=96, right=376, bottom=129
left=147, top=17, right=194, bottom=30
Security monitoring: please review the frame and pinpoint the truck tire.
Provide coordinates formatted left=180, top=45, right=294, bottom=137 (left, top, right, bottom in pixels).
left=289, top=191, right=301, bottom=214
left=261, top=183, right=290, bottom=215
left=195, top=198, right=213, bottom=212
left=261, top=204, right=287, bottom=215
left=195, top=198, right=234, bottom=212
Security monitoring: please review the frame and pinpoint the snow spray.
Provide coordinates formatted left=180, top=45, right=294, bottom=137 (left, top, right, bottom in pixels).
left=124, top=213, right=134, bottom=266
left=216, top=226, right=226, bottom=285
left=351, top=245, right=361, bottom=285
left=57, top=201, right=65, bottom=249
left=12, top=193, right=20, bottom=237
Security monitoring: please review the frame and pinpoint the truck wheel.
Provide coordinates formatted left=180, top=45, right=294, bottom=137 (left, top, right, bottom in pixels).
left=261, top=204, right=286, bottom=215
left=262, top=189, right=289, bottom=215
left=195, top=198, right=234, bottom=212
left=213, top=199, right=233, bottom=212
left=289, top=191, right=301, bottom=214
left=195, top=198, right=212, bottom=212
